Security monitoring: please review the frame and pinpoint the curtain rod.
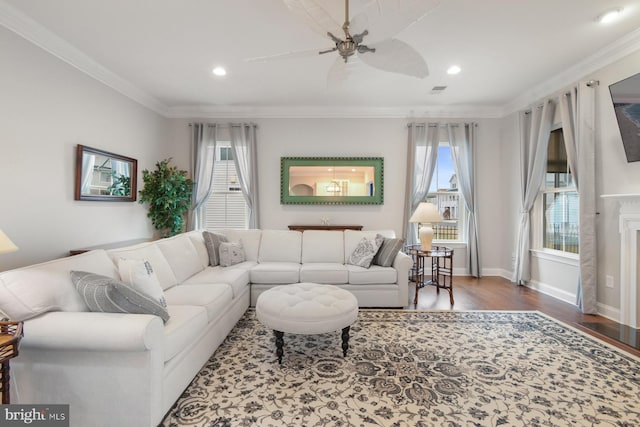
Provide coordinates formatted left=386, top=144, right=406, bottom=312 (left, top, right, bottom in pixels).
left=407, top=123, right=478, bottom=128
left=188, top=123, right=257, bottom=128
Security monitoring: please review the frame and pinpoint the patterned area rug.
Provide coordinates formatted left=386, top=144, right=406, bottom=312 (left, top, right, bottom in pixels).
left=161, top=310, right=640, bottom=426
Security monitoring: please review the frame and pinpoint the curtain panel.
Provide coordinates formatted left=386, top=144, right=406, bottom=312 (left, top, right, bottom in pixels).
left=403, top=123, right=440, bottom=246
left=230, top=123, right=260, bottom=229
left=513, top=100, right=556, bottom=285
left=448, top=123, right=481, bottom=277
left=559, top=83, right=597, bottom=313
left=188, top=123, right=217, bottom=231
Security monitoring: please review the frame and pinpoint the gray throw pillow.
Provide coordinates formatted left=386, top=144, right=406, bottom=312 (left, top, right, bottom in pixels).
left=347, top=234, right=385, bottom=268
left=219, top=241, right=246, bottom=267
left=203, top=231, right=228, bottom=266
left=373, top=238, right=405, bottom=267
left=71, top=270, right=170, bottom=323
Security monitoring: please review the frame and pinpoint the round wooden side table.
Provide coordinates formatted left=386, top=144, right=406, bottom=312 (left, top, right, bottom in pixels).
left=0, top=321, right=23, bottom=404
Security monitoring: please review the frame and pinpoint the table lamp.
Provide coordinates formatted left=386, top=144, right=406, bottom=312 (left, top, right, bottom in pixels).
left=0, top=229, right=18, bottom=255
left=409, top=202, right=443, bottom=250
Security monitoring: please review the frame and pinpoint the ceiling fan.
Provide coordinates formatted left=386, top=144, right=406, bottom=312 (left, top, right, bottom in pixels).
left=248, top=0, right=441, bottom=83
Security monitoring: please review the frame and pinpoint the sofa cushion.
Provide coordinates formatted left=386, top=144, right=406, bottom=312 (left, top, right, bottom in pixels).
left=346, top=264, right=398, bottom=284
left=347, top=235, right=384, bottom=268
left=219, top=229, right=262, bottom=261
left=373, top=238, right=405, bottom=267
left=202, top=231, right=228, bottom=266
left=219, top=241, right=246, bottom=267
left=164, top=284, right=233, bottom=322
left=301, top=230, right=344, bottom=263
left=117, top=258, right=167, bottom=309
left=183, top=266, right=251, bottom=298
left=0, top=250, right=117, bottom=321
left=300, top=263, right=349, bottom=284
left=258, top=230, right=302, bottom=263
left=70, top=271, right=170, bottom=323
left=163, top=305, right=208, bottom=362
left=107, top=244, right=178, bottom=291
left=344, top=230, right=396, bottom=264
left=155, top=233, right=204, bottom=282
left=250, top=262, right=300, bottom=284
left=186, top=231, right=210, bottom=269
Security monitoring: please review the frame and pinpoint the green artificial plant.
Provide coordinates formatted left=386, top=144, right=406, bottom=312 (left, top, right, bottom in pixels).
left=138, top=158, right=193, bottom=237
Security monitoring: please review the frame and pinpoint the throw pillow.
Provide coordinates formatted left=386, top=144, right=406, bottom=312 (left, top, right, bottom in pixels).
left=203, top=231, right=228, bottom=266
left=117, top=258, right=167, bottom=308
left=218, top=241, right=246, bottom=267
left=347, top=234, right=385, bottom=268
left=373, top=238, right=405, bottom=267
left=70, top=271, right=170, bottom=323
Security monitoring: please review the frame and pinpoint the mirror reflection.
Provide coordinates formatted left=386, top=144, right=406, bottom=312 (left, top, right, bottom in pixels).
left=75, top=145, right=137, bottom=202
left=288, top=166, right=376, bottom=197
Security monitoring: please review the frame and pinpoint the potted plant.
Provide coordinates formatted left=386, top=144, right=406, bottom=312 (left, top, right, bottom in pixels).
left=138, top=158, right=193, bottom=237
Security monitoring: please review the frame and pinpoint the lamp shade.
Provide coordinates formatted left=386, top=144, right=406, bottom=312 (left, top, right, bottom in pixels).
left=0, top=229, right=18, bottom=254
left=409, top=202, right=442, bottom=224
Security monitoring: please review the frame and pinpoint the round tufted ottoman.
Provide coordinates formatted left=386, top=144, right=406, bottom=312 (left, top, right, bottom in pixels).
left=256, top=283, right=359, bottom=364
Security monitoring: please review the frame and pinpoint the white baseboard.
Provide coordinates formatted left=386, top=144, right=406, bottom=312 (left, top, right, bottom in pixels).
left=596, top=303, right=620, bottom=323
left=525, top=280, right=577, bottom=306
left=480, top=268, right=512, bottom=279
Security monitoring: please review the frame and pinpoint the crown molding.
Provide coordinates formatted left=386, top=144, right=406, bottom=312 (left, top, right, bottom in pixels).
left=0, top=0, right=169, bottom=116
left=165, top=104, right=505, bottom=119
left=502, top=27, right=640, bottom=116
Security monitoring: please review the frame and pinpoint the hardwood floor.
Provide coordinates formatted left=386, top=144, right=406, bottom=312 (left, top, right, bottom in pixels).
left=403, top=275, right=640, bottom=358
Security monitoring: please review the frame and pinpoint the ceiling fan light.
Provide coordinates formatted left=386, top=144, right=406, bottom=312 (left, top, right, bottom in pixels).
left=212, top=66, right=227, bottom=76
left=598, top=8, right=623, bottom=24
left=447, top=65, right=461, bottom=75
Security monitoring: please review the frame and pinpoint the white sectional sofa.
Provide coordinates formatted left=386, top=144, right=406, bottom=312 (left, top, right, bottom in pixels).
left=0, top=228, right=410, bottom=427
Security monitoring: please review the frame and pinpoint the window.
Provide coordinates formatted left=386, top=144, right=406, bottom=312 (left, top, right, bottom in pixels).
left=204, top=142, right=248, bottom=230
left=425, top=144, right=465, bottom=243
left=541, top=128, right=579, bottom=254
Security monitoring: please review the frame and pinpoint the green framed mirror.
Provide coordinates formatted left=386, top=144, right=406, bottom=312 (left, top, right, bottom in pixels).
left=280, top=157, right=383, bottom=205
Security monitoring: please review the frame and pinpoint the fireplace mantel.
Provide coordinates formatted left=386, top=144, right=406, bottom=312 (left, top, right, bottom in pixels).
left=601, top=193, right=640, bottom=328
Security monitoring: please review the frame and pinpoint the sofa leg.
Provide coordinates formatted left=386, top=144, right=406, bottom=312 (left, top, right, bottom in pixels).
left=341, top=326, right=350, bottom=357
left=274, top=330, right=284, bottom=364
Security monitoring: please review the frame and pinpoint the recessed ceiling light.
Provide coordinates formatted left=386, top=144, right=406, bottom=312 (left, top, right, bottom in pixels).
left=598, top=8, right=623, bottom=24
left=212, top=66, right=227, bottom=76
left=447, top=65, right=461, bottom=75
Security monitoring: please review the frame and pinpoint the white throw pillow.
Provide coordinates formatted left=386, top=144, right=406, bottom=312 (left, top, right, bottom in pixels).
left=219, top=241, right=246, bottom=267
left=347, top=234, right=385, bottom=268
left=117, top=258, right=167, bottom=308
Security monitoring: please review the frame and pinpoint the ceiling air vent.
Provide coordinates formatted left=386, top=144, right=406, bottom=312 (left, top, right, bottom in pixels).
left=430, top=85, right=447, bottom=94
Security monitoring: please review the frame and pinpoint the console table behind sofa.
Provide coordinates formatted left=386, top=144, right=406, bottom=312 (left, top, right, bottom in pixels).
left=288, top=225, right=363, bottom=232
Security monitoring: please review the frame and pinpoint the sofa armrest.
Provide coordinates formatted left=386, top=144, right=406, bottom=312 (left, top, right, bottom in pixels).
left=392, top=251, right=413, bottom=273
left=22, top=311, right=164, bottom=352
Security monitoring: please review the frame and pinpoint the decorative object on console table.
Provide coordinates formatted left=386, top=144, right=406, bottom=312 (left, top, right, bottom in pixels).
left=406, top=244, right=454, bottom=307
left=0, top=229, right=18, bottom=255
left=138, top=158, right=193, bottom=237
left=409, top=202, right=443, bottom=250
left=0, top=320, right=23, bottom=404
left=288, top=225, right=363, bottom=232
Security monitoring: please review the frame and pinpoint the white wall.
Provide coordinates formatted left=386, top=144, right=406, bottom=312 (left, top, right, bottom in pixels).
left=0, top=27, right=169, bottom=270
left=167, top=116, right=506, bottom=275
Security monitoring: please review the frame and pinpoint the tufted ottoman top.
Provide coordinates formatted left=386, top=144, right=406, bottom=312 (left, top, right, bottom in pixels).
left=256, top=283, right=358, bottom=335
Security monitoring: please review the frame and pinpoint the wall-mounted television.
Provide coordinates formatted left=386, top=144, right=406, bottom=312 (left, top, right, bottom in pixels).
left=609, top=72, right=640, bottom=162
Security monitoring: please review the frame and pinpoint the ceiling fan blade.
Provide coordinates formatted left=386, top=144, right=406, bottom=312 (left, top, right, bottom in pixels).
left=283, top=0, right=344, bottom=40
left=351, top=0, right=442, bottom=44
left=245, top=46, right=333, bottom=62
left=358, top=38, right=428, bottom=78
